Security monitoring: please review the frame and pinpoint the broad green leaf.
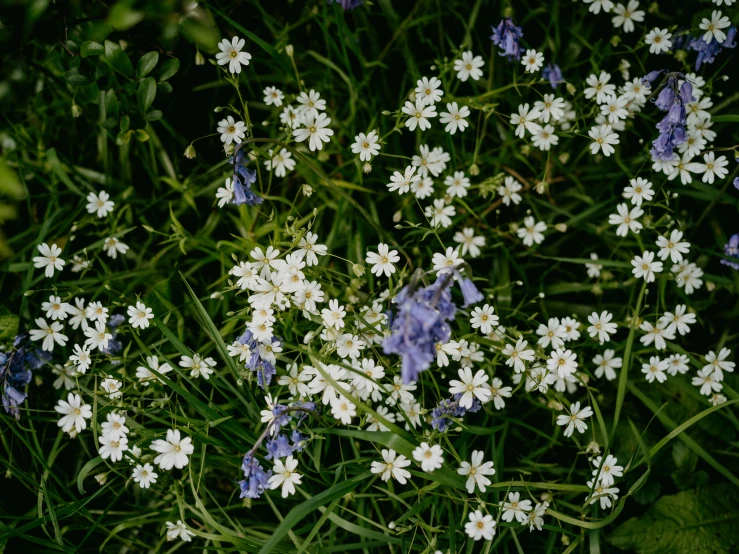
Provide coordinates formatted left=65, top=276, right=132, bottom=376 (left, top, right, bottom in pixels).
left=144, top=110, right=163, bottom=121
left=0, top=314, right=19, bottom=341
left=607, top=485, right=739, bottom=554
left=136, top=51, right=159, bottom=78
left=103, top=40, right=133, bottom=79
left=0, top=160, right=24, bottom=198
left=80, top=41, right=104, bottom=57
left=157, top=58, right=180, bottom=81
left=137, top=77, right=156, bottom=113
left=104, top=89, right=119, bottom=117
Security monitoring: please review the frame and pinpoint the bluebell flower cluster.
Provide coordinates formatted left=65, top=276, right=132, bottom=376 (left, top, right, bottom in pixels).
left=383, top=272, right=482, bottom=384
left=643, top=71, right=694, bottom=162
left=688, top=26, right=737, bottom=70
left=236, top=329, right=280, bottom=388
left=239, top=453, right=272, bottom=499
left=230, top=147, right=263, bottom=206
left=1, top=335, right=51, bottom=419
left=266, top=430, right=305, bottom=460
left=102, top=314, right=125, bottom=358
left=490, top=18, right=524, bottom=61
left=542, top=63, right=564, bottom=89
left=430, top=393, right=482, bottom=432
left=721, top=234, right=739, bottom=270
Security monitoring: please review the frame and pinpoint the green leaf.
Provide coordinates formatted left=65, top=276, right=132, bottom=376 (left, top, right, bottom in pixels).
left=134, top=129, right=149, bottom=142
left=108, top=0, right=144, bottom=30
left=77, top=456, right=104, bottom=494
left=64, top=71, right=90, bottom=87
left=136, top=51, right=159, bottom=78
left=157, top=58, right=180, bottom=81
left=80, top=41, right=104, bottom=58
left=607, top=485, right=739, bottom=554
left=0, top=160, right=25, bottom=198
left=137, top=77, right=156, bottom=113
left=103, top=40, right=133, bottom=79
left=144, top=110, right=163, bottom=121
left=0, top=314, right=19, bottom=341
left=157, top=81, right=173, bottom=95
left=104, top=89, right=119, bottom=117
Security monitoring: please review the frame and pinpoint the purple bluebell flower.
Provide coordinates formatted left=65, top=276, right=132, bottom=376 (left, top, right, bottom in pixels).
left=328, top=0, right=363, bottom=8
left=542, top=63, right=563, bottom=89
left=265, top=430, right=305, bottom=460
left=239, top=453, right=272, bottom=499
left=490, top=18, right=524, bottom=61
left=688, top=26, right=737, bottom=70
left=430, top=393, right=482, bottom=432
left=236, top=328, right=280, bottom=388
left=733, top=177, right=739, bottom=191
left=722, top=234, right=739, bottom=270
left=458, top=277, right=484, bottom=308
left=229, top=148, right=263, bottom=207
left=647, top=72, right=693, bottom=162
left=1, top=335, right=49, bottom=419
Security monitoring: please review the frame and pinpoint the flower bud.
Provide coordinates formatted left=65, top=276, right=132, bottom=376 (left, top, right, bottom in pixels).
left=71, top=104, right=82, bottom=118
left=352, top=264, right=365, bottom=277
left=469, top=163, right=480, bottom=176
left=195, top=50, right=205, bottom=66
left=285, top=44, right=294, bottom=57
left=302, top=184, right=313, bottom=196
left=184, top=144, right=196, bottom=159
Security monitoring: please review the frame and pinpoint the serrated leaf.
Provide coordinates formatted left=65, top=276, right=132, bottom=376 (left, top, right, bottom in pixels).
left=137, top=77, right=156, bottom=113
left=104, top=40, right=133, bottom=79
left=80, top=41, right=104, bottom=57
left=157, top=58, right=180, bottom=81
left=607, top=484, right=739, bottom=554
left=136, top=51, right=159, bottom=78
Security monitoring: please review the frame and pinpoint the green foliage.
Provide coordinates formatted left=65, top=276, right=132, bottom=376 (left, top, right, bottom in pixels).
left=608, top=485, right=739, bottom=554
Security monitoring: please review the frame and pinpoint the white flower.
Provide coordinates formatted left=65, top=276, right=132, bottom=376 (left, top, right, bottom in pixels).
left=351, top=131, right=381, bottom=161
left=594, top=349, right=622, bottom=380
left=263, top=86, right=284, bottom=107
left=269, top=455, right=302, bottom=498
left=622, top=77, right=650, bottom=103
left=33, top=243, right=65, bottom=278
left=699, top=10, right=731, bottom=43
left=264, top=148, right=296, bottom=177
left=470, top=304, right=498, bottom=334
left=612, top=0, right=645, bottom=33
left=215, top=36, right=251, bottom=73
left=589, top=124, right=619, bottom=156
left=85, top=190, right=115, bottom=218
left=85, top=301, right=109, bottom=324
left=556, top=401, right=593, bottom=437
left=42, top=295, right=71, bottom=321
left=279, top=105, right=300, bottom=128
left=165, top=520, right=195, bottom=542
left=532, top=124, right=558, bottom=151
left=101, top=412, right=129, bottom=440
left=55, top=393, right=92, bottom=434
left=179, top=354, right=216, bottom=380
left=645, top=27, right=672, bottom=54
left=587, top=311, right=617, bottom=343
left=498, top=175, right=523, bottom=206
left=336, top=333, right=364, bottom=360
left=457, top=450, right=495, bottom=494
left=609, top=203, right=643, bottom=237
left=321, top=299, right=346, bottom=330
left=371, top=449, right=411, bottom=484
left=464, top=510, right=496, bottom=541
left=101, top=377, right=123, bottom=399
left=702, top=348, right=735, bottom=380
left=592, top=454, right=623, bottom=486
left=521, top=49, right=544, bottom=72
left=501, top=491, right=533, bottom=523
left=503, top=339, right=535, bottom=373
left=293, top=112, right=333, bottom=151
left=365, top=243, right=400, bottom=277
left=583, top=0, right=615, bottom=14
left=99, top=434, right=128, bottom=462
left=656, top=230, right=690, bottom=263
left=297, top=232, right=327, bottom=266
left=103, top=237, right=129, bottom=259
left=295, top=89, right=326, bottom=119
left=631, top=251, right=663, bottom=283
left=639, top=320, right=675, bottom=351
left=330, top=394, right=356, bottom=424
left=693, top=367, right=723, bottom=396
left=431, top=246, right=462, bottom=274
left=547, top=348, right=578, bottom=378
left=517, top=216, right=546, bottom=247
left=537, top=318, right=566, bottom=349
left=402, top=99, right=437, bottom=131
left=642, top=356, right=669, bottom=383
left=694, top=152, right=728, bottom=184
left=30, top=317, right=68, bottom=352
left=412, top=442, right=444, bottom=472
left=623, top=177, right=654, bottom=206
left=69, top=344, right=92, bottom=374
left=453, top=227, right=485, bottom=257
left=151, top=429, right=194, bottom=470
left=216, top=178, right=234, bottom=207
left=444, top=171, right=470, bottom=197
left=387, top=165, right=420, bottom=195
left=584, top=72, right=616, bottom=104
left=132, top=463, right=158, bottom=488
left=449, top=367, right=491, bottom=408
left=586, top=252, right=603, bottom=278
left=439, top=102, right=470, bottom=134
left=127, top=301, right=154, bottom=329
left=534, top=94, right=565, bottom=123
left=666, top=353, right=690, bottom=376
left=510, top=103, right=542, bottom=137
left=487, top=377, right=512, bottom=410
left=601, top=95, right=629, bottom=123
left=454, top=51, right=484, bottom=81
left=414, top=76, right=443, bottom=106
left=217, top=115, right=246, bottom=145
left=83, top=321, right=112, bottom=352
left=425, top=198, right=456, bottom=228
